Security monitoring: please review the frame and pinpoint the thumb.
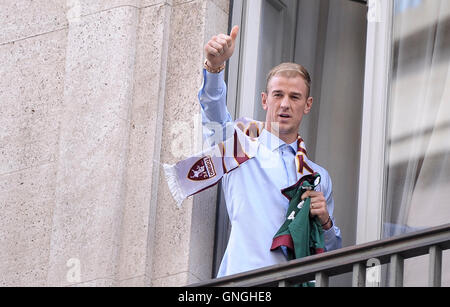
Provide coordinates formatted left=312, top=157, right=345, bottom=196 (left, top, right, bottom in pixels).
left=230, top=25, right=239, bottom=42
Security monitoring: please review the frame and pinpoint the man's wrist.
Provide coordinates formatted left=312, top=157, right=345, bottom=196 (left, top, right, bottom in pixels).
left=204, top=59, right=226, bottom=73
left=321, top=216, right=333, bottom=230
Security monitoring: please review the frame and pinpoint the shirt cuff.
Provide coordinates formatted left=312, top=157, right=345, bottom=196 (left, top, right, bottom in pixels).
left=323, top=225, right=337, bottom=242
left=203, top=68, right=225, bottom=91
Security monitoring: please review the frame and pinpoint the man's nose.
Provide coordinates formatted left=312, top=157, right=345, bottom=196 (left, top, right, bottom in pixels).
left=280, top=96, right=290, bottom=109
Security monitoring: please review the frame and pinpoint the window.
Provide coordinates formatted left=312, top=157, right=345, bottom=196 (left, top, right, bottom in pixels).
left=383, top=0, right=450, bottom=237
left=361, top=0, right=450, bottom=287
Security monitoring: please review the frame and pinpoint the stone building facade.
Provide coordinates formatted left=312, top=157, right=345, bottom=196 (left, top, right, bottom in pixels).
left=1, top=0, right=228, bottom=286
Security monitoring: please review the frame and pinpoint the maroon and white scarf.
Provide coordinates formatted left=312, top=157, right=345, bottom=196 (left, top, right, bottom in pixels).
left=163, top=118, right=313, bottom=207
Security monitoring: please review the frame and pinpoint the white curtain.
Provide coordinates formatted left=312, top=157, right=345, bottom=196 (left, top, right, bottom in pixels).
left=384, top=0, right=450, bottom=237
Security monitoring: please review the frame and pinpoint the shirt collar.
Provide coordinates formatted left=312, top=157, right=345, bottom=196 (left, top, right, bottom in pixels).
left=259, top=128, right=298, bottom=153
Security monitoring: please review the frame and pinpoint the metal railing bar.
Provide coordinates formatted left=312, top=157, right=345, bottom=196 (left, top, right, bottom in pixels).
left=389, top=254, right=404, bottom=287
left=315, top=272, right=329, bottom=287
left=352, top=262, right=366, bottom=287
left=428, top=245, right=442, bottom=287
left=191, top=223, right=450, bottom=287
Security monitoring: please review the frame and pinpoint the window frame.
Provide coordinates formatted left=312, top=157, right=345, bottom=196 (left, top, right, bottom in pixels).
left=356, top=0, right=394, bottom=244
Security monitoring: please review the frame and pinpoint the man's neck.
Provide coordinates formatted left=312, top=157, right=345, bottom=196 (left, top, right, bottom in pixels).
left=279, top=134, right=298, bottom=145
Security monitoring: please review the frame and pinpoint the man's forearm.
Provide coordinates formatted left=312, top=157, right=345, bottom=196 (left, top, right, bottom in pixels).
left=198, top=69, right=232, bottom=125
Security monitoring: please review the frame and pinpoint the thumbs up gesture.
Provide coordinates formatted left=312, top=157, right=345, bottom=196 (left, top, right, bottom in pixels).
left=204, top=25, right=239, bottom=69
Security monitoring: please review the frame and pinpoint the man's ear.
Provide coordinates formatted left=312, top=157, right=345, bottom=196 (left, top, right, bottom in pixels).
left=304, top=96, right=313, bottom=114
left=261, top=92, right=268, bottom=111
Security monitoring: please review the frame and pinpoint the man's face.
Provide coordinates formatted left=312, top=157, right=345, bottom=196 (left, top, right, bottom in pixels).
left=262, top=75, right=313, bottom=142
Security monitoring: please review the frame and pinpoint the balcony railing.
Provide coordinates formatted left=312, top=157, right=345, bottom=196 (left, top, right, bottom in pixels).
left=191, top=223, right=450, bottom=287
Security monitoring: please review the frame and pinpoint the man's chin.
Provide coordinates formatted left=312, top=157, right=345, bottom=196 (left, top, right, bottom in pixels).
left=277, top=123, right=296, bottom=133
left=268, top=125, right=296, bottom=138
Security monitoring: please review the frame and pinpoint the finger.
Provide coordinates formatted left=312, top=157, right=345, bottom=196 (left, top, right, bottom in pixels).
left=213, top=35, right=228, bottom=47
left=216, top=37, right=229, bottom=53
left=310, top=208, right=326, bottom=218
left=310, top=207, right=328, bottom=220
left=309, top=196, right=326, bottom=205
left=310, top=208, right=320, bottom=216
left=301, top=191, right=311, bottom=200
left=308, top=192, right=325, bottom=201
left=311, top=203, right=327, bottom=213
left=205, top=44, right=221, bottom=57
left=305, top=191, right=322, bottom=197
left=310, top=201, right=324, bottom=210
left=215, top=36, right=227, bottom=45
left=209, top=40, right=224, bottom=54
left=301, top=191, right=320, bottom=201
left=230, top=25, right=239, bottom=42
left=218, top=34, right=233, bottom=47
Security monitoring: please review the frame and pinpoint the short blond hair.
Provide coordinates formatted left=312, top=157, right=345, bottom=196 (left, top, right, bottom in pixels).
left=265, top=63, right=311, bottom=97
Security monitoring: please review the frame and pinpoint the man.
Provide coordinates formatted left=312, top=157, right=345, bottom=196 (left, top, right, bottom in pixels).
left=199, top=26, right=341, bottom=277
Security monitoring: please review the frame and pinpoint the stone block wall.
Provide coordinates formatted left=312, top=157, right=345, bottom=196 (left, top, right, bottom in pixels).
left=0, top=0, right=229, bottom=287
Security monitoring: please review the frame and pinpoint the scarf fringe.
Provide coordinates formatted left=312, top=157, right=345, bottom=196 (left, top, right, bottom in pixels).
left=163, top=163, right=186, bottom=208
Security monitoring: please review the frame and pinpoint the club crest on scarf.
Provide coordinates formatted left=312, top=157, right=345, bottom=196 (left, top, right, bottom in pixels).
left=187, top=156, right=216, bottom=181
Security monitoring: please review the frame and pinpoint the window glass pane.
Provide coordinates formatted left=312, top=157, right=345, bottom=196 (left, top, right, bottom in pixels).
left=384, top=0, right=450, bottom=238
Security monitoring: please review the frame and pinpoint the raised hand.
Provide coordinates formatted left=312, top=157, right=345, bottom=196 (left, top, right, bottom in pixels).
left=204, top=25, right=239, bottom=69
